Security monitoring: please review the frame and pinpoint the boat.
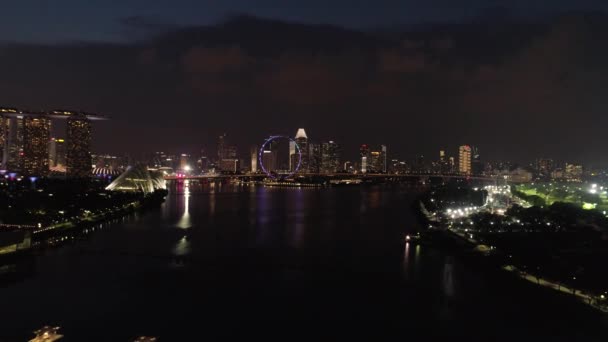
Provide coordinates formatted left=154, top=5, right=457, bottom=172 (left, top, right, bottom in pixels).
left=29, top=326, right=63, bottom=341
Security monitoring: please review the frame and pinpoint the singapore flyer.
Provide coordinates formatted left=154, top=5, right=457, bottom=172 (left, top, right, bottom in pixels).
left=258, top=135, right=302, bottom=179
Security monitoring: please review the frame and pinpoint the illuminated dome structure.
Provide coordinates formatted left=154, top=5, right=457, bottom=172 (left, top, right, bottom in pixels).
left=105, top=164, right=166, bottom=194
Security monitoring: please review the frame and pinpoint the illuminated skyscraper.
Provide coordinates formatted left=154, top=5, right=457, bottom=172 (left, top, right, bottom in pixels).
left=23, top=116, right=51, bottom=176
left=381, top=145, right=387, bottom=173
left=0, top=116, right=5, bottom=169
left=536, top=158, right=554, bottom=179
left=217, top=133, right=226, bottom=161
left=360, top=144, right=370, bottom=173
left=4, top=116, right=24, bottom=171
left=458, top=145, right=472, bottom=175
left=66, top=116, right=92, bottom=177
left=250, top=145, right=258, bottom=172
left=179, top=154, right=191, bottom=171
left=294, top=128, right=308, bottom=172
left=471, top=146, right=483, bottom=175
left=320, top=141, right=341, bottom=173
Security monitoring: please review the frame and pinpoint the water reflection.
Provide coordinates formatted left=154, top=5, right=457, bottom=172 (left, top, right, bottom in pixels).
left=442, top=256, right=455, bottom=298
left=173, top=235, right=191, bottom=256
left=403, top=242, right=410, bottom=279
left=255, top=187, right=271, bottom=246
left=290, top=189, right=305, bottom=249
left=176, top=180, right=192, bottom=229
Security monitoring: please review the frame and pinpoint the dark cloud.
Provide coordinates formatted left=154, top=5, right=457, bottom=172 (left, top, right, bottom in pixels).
left=1, top=13, right=608, bottom=164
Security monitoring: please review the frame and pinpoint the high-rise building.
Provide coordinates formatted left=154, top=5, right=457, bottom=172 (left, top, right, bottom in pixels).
left=536, top=158, right=554, bottom=179
left=471, top=146, right=483, bottom=175
left=308, top=143, right=321, bottom=173
left=289, top=140, right=296, bottom=171
left=294, top=128, right=308, bottom=173
left=0, top=116, right=5, bottom=169
left=370, top=151, right=382, bottom=173
left=49, top=138, right=66, bottom=168
left=261, top=149, right=277, bottom=173
left=219, top=159, right=239, bottom=173
left=360, top=144, right=370, bottom=173
left=565, top=163, right=583, bottom=182
left=458, top=145, right=472, bottom=175
left=179, top=154, right=191, bottom=171
left=381, top=145, right=387, bottom=173
left=439, top=149, right=450, bottom=174
left=390, top=159, right=408, bottom=174
left=250, top=145, right=258, bottom=173
left=4, top=116, right=24, bottom=171
left=320, top=141, right=340, bottom=173
left=66, top=116, right=92, bottom=177
left=217, top=133, right=238, bottom=171
left=23, top=116, right=51, bottom=176
left=449, top=157, right=455, bottom=173
left=217, top=133, right=226, bottom=161
left=343, top=161, right=353, bottom=173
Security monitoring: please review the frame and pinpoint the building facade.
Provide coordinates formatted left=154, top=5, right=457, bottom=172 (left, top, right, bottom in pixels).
left=294, top=128, right=308, bottom=173
left=360, top=144, right=370, bottom=174
left=458, top=145, right=472, bottom=175
left=320, top=141, right=340, bottom=173
left=23, top=116, right=51, bottom=176
left=66, top=116, right=92, bottom=177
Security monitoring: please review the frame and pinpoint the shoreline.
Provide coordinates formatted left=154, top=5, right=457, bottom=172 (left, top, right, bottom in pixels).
left=416, top=199, right=608, bottom=313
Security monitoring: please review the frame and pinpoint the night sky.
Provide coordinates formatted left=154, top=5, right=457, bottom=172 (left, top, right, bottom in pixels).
left=1, top=1, right=608, bottom=165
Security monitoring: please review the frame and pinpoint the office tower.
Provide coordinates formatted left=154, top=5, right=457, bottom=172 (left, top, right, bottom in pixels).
left=370, top=151, right=381, bottom=173
left=217, top=133, right=238, bottom=171
left=415, top=155, right=426, bottom=173
left=217, top=133, right=226, bottom=161
left=179, top=154, right=192, bottom=170
left=261, top=148, right=277, bottom=173
left=381, top=145, right=387, bottom=173
left=219, top=159, right=239, bottom=173
left=49, top=138, right=58, bottom=167
left=250, top=145, right=258, bottom=172
left=343, top=161, right=353, bottom=173
left=4, top=116, right=24, bottom=171
left=536, top=158, right=554, bottom=179
left=295, top=128, right=308, bottom=172
left=49, top=138, right=62, bottom=168
left=458, top=145, right=472, bottom=175
left=471, top=146, right=483, bottom=175
left=0, top=116, right=5, bottom=169
left=288, top=140, right=296, bottom=171
left=23, top=116, right=51, bottom=176
left=66, top=116, right=92, bottom=177
left=308, top=143, right=321, bottom=173
left=439, top=149, right=449, bottom=174
left=360, top=144, right=370, bottom=173
left=565, top=163, right=583, bottom=182
left=320, top=141, right=341, bottom=173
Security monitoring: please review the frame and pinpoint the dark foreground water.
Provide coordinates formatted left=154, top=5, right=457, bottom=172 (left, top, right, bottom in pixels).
left=1, top=182, right=607, bottom=341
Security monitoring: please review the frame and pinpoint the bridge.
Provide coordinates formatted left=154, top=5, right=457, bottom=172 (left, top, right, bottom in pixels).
left=164, top=173, right=501, bottom=182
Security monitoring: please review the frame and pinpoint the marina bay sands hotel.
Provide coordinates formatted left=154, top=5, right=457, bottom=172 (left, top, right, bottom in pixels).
left=0, top=107, right=107, bottom=177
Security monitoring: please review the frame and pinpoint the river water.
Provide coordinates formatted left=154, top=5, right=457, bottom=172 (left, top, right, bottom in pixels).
left=0, top=182, right=607, bottom=341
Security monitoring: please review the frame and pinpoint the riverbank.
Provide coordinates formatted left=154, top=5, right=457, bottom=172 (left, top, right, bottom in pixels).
left=415, top=194, right=608, bottom=314
left=32, top=190, right=167, bottom=242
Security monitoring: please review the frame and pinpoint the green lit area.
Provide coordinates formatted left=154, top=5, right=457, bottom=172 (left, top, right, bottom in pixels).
left=514, top=182, right=608, bottom=212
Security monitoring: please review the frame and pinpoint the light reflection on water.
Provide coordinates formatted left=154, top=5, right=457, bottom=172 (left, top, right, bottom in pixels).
left=2, top=183, right=608, bottom=341
left=176, top=180, right=192, bottom=229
